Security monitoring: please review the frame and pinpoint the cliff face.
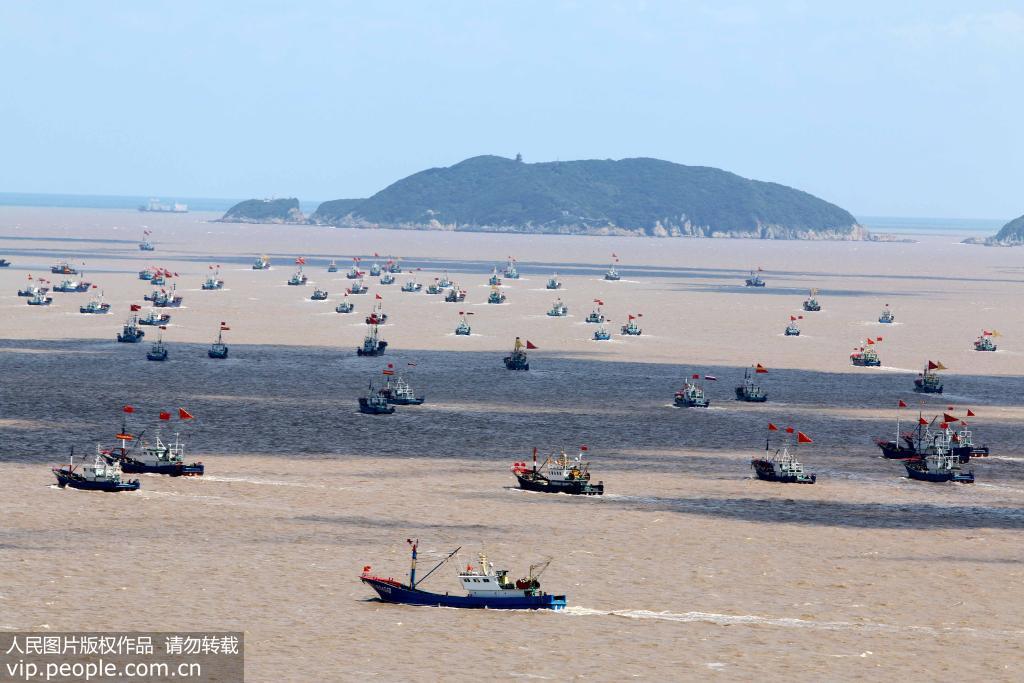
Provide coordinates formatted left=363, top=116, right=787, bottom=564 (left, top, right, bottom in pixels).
left=310, top=155, right=866, bottom=240
left=219, top=198, right=304, bottom=224
left=989, top=214, right=1024, bottom=245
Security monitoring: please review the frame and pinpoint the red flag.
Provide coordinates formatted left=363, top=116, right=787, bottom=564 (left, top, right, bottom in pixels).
left=123, top=405, right=134, bottom=413
left=580, top=445, right=588, bottom=451
left=946, top=406, right=954, bottom=411
left=790, top=315, right=796, bottom=321
left=919, top=417, right=928, bottom=425
left=785, top=427, right=795, bottom=434
left=159, top=411, right=171, bottom=421
left=525, top=340, right=538, bottom=350
left=943, top=413, right=959, bottom=423
left=220, top=325, right=230, bottom=331
left=628, top=314, right=635, bottom=320
left=927, top=360, right=938, bottom=370
left=875, top=336, right=883, bottom=342
left=178, top=408, right=193, bottom=420
left=768, top=423, right=778, bottom=431
left=692, top=374, right=700, bottom=379
left=295, top=257, right=305, bottom=265
left=755, top=364, right=768, bottom=374
left=91, top=284, right=97, bottom=289
left=866, top=338, right=875, bottom=345
left=966, top=409, right=975, bottom=417
left=939, top=422, right=948, bottom=430
left=797, top=431, right=813, bottom=444
left=130, top=304, right=141, bottom=311
left=375, top=294, right=382, bottom=300
left=797, top=315, right=804, bottom=320
left=382, top=368, right=394, bottom=376
left=898, top=400, right=907, bottom=408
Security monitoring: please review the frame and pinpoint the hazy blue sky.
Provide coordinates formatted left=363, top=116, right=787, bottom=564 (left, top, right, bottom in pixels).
left=1, top=1, right=1021, bottom=218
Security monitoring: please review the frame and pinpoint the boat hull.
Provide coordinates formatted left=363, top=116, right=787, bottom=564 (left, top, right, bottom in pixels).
left=751, top=460, right=816, bottom=483
left=53, top=471, right=140, bottom=491
left=904, top=464, right=974, bottom=483
left=357, top=342, right=388, bottom=356
left=515, top=473, right=603, bottom=495
left=120, top=461, right=204, bottom=476
left=361, top=577, right=565, bottom=610
left=358, top=398, right=395, bottom=414
left=208, top=348, right=229, bottom=359
left=504, top=358, right=529, bottom=370
left=734, top=388, right=768, bottom=402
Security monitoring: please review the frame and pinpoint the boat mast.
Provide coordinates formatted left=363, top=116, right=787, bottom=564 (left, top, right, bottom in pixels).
left=408, top=539, right=418, bottom=587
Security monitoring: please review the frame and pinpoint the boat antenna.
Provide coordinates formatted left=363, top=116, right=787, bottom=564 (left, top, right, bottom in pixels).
left=412, top=545, right=462, bottom=589
left=529, top=558, right=552, bottom=582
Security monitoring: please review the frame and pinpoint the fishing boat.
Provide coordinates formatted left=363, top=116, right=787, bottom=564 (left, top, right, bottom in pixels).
left=504, top=337, right=532, bottom=370
left=146, top=330, right=169, bottom=361
left=674, top=374, right=711, bottom=407
left=382, top=367, right=425, bottom=405
left=0, top=258, right=10, bottom=267
left=147, top=286, right=183, bottom=308
left=360, top=541, right=566, bottom=610
left=311, top=288, right=329, bottom=301
left=878, top=412, right=989, bottom=464
left=138, top=267, right=155, bottom=280
left=358, top=383, right=396, bottom=415
left=488, top=268, right=502, bottom=286
left=401, top=280, right=422, bottom=292
left=604, top=262, right=621, bottom=281
left=139, top=231, right=155, bottom=251
left=546, top=299, right=568, bottom=317
left=346, top=259, right=362, bottom=279
left=26, top=291, right=53, bottom=306
left=745, top=268, right=765, bottom=287
left=879, top=305, right=895, bottom=323
left=287, top=269, right=308, bottom=286
left=850, top=339, right=881, bottom=366
left=357, top=325, right=388, bottom=356
left=511, top=447, right=603, bottom=495
left=735, top=365, right=768, bottom=402
left=335, top=297, right=355, bottom=313
left=503, top=258, right=519, bottom=279
left=546, top=274, right=562, bottom=290
left=425, top=281, right=442, bottom=295
left=380, top=272, right=396, bottom=285
left=327, top=259, right=339, bottom=273
left=784, top=316, right=801, bottom=336
left=201, top=267, right=225, bottom=290
left=348, top=280, right=368, bottom=294
left=116, top=315, right=146, bottom=343
left=252, top=255, right=271, bottom=270
left=208, top=323, right=229, bottom=359
left=50, top=261, right=78, bottom=275
left=487, top=286, right=506, bottom=304
left=592, top=325, right=611, bottom=341
left=455, top=312, right=472, bottom=335
left=369, top=262, right=382, bottom=277
left=802, top=288, right=821, bottom=312
left=914, top=360, right=945, bottom=393
left=585, top=300, right=605, bottom=323
left=138, top=310, right=171, bottom=326
left=53, top=450, right=140, bottom=492
left=387, top=259, right=402, bottom=274
left=751, top=431, right=816, bottom=483
left=17, top=282, right=47, bottom=297
left=52, top=278, right=91, bottom=293
left=974, top=331, right=998, bottom=351
left=438, top=272, right=453, bottom=289
left=620, top=314, right=642, bottom=335
left=365, top=301, right=388, bottom=325
left=100, top=410, right=204, bottom=476
left=444, top=287, right=466, bottom=303
left=905, top=452, right=974, bottom=483
left=150, top=272, right=166, bottom=286
left=79, top=292, right=111, bottom=314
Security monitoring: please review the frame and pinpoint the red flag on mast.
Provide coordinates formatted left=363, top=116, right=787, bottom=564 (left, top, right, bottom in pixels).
left=898, top=399, right=907, bottom=408
left=767, top=423, right=778, bottom=431
left=755, top=364, right=768, bottom=374
left=966, top=409, right=976, bottom=417
left=123, top=405, right=134, bottom=413
left=178, top=408, right=194, bottom=420
left=525, top=340, right=538, bottom=350
left=943, top=413, right=959, bottom=423
left=785, top=427, right=795, bottom=434
left=797, top=432, right=813, bottom=444
left=159, top=411, right=171, bottom=421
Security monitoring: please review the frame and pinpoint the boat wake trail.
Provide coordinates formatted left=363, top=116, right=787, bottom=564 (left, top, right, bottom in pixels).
left=562, top=606, right=1024, bottom=639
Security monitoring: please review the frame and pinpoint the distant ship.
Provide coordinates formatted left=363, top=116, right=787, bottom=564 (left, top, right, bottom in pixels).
left=52, top=278, right=91, bottom=293
left=327, top=259, right=338, bottom=273
left=208, top=323, right=229, bottom=359
left=17, top=280, right=48, bottom=298
left=311, top=288, right=329, bottom=301
left=146, top=286, right=183, bottom=308
left=53, top=449, right=140, bottom=492
left=146, top=328, right=169, bottom=361
left=974, top=331, right=997, bottom=351
left=0, top=258, right=10, bottom=267
left=348, top=280, right=368, bottom=294
left=79, top=292, right=111, bottom=314
left=401, top=279, right=422, bottom=292
left=438, top=272, right=453, bottom=289
left=346, top=258, right=362, bottom=279
left=357, top=324, right=388, bottom=356
left=850, top=338, right=882, bottom=366
left=585, top=300, right=605, bottom=323
left=26, top=291, right=53, bottom=306
left=360, top=541, right=566, bottom=610
left=139, top=230, right=155, bottom=251
left=876, top=409, right=989, bottom=463
left=381, top=366, right=425, bottom=405
left=138, top=198, right=188, bottom=213
left=487, top=286, right=506, bottom=304
left=904, top=450, right=974, bottom=483
left=365, top=301, right=388, bottom=325
left=116, top=315, right=146, bottom=343
left=546, top=299, right=568, bottom=317
left=785, top=315, right=801, bottom=336
left=802, top=288, right=821, bottom=311
left=201, top=266, right=225, bottom=290
left=604, top=262, right=621, bottom=281
left=386, top=258, right=402, bottom=274
left=455, top=312, right=472, bottom=335
left=592, top=324, right=611, bottom=341
left=358, top=381, right=396, bottom=415
left=546, top=274, right=562, bottom=290
left=100, top=410, right=204, bottom=476
left=50, top=260, right=78, bottom=275
left=488, top=268, right=502, bottom=286
left=674, top=374, right=711, bottom=408
left=751, top=428, right=816, bottom=483
left=335, top=296, right=355, bottom=313
left=380, top=272, right=396, bottom=285
left=735, top=364, right=768, bottom=402
left=138, top=310, right=171, bottom=326
left=369, top=261, right=382, bottom=277
left=444, top=287, right=466, bottom=303
left=878, top=305, right=895, bottom=324
left=252, top=255, right=271, bottom=270
left=504, top=337, right=532, bottom=370
left=620, top=314, right=642, bottom=335
left=913, top=360, right=945, bottom=394
left=503, top=258, right=519, bottom=279
left=287, top=269, right=308, bottom=286
left=745, top=268, right=765, bottom=287
left=138, top=267, right=156, bottom=280
left=511, top=447, right=604, bottom=495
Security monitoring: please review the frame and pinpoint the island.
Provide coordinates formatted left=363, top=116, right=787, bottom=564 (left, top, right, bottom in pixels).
left=964, top=213, right=1024, bottom=246
left=217, top=198, right=305, bottom=224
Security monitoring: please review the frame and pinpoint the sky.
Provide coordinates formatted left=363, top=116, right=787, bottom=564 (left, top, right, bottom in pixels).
left=0, top=1, right=1021, bottom=219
